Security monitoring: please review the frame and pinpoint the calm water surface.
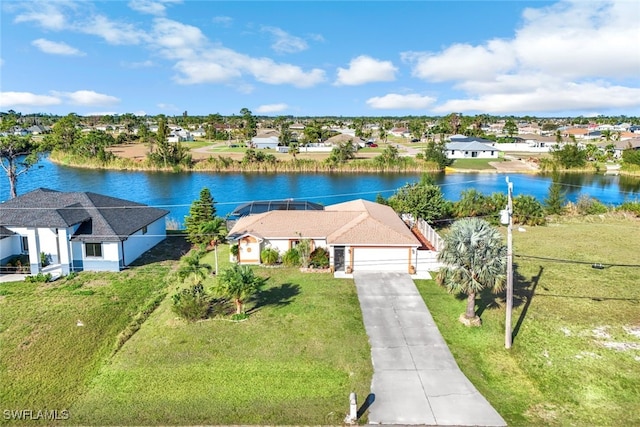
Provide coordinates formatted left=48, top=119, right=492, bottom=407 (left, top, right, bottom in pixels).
left=3, top=158, right=639, bottom=225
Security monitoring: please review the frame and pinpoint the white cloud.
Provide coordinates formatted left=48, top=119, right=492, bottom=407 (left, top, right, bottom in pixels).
left=335, top=56, right=397, bottom=86
left=402, top=39, right=515, bottom=82
left=256, top=103, right=289, bottom=114
left=128, top=0, right=181, bottom=16
left=172, top=47, right=326, bottom=88
left=173, top=60, right=242, bottom=84
left=433, top=81, right=640, bottom=114
left=406, top=0, right=640, bottom=114
left=0, top=91, right=61, bottom=108
left=261, top=26, right=308, bottom=54
left=12, top=1, right=70, bottom=31
left=121, top=60, right=155, bottom=68
left=80, top=15, right=149, bottom=45
left=212, top=16, right=233, bottom=27
left=151, top=18, right=207, bottom=59
left=53, top=90, right=120, bottom=106
left=366, top=94, right=436, bottom=110
left=84, top=111, right=118, bottom=116
left=32, top=38, right=85, bottom=56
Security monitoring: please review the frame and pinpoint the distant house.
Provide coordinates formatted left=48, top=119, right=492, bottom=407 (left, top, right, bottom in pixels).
left=191, top=127, right=206, bottom=138
left=26, top=125, right=49, bottom=135
left=252, top=136, right=280, bottom=149
left=0, top=188, right=169, bottom=276
left=446, top=136, right=500, bottom=159
left=227, top=199, right=432, bottom=276
left=597, top=138, right=640, bottom=159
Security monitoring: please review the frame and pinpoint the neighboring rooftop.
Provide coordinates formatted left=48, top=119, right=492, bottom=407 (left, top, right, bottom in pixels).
left=0, top=188, right=169, bottom=242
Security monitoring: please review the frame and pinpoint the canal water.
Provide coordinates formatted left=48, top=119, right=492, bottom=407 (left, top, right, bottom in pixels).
left=3, top=158, right=639, bottom=225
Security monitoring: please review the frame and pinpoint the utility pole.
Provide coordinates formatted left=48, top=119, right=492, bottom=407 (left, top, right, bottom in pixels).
left=503, top=177, right=514, bottom=349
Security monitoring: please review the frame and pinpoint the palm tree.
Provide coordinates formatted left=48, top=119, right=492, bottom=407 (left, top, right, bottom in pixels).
left=199, top=217, right=227, bottom=274
left=177, top=249, right=213, bottom=286
left=436, top=218, right=507, bottom=326
left=216, top=264, right=264, bottom=314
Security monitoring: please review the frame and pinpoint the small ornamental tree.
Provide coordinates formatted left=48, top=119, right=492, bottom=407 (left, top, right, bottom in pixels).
left=544, top=172, right=567, bottom=215
left=184, top=188, right=217, bottom=246
left=215, top=264, right=264, bottom=315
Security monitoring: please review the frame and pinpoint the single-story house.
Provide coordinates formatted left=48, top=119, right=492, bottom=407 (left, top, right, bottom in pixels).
left=227, top=199, right=428, bottom=275
left=597, top=138, right=640, bottom=158
left=446, top=140, right=501, bottom=159
left=0, top=188, right=169, bottom=275
left=252, top=136, right=280, bottom=149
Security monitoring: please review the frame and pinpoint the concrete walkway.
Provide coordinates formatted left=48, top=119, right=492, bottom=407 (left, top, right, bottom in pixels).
left=354, top=271, right=506, bottom=426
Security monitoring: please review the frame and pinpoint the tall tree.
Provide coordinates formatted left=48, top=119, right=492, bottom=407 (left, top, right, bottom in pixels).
left=0, top=135, right=46, bottom=198
left=215, top=264, right=264, bottom=314
left=45, top=113, right=80, bottom=150
left=184, top=188, right=218, bottom=246
left=423, top=140, right=451, bottom=169
left=436, top=218, right=507, bottom=325
left=503, top=119, right=518, bottom=138
left=240, top=108, right=257, bottom=142
left=388, top=177, right=449, bottom=224
left=544, top=171, right=567, bottom=215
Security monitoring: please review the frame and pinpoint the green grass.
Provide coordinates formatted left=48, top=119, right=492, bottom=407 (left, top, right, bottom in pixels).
left=0, top=264, right=170, bottom=414
left=451, top=158, right=501, bottom=170
left=68, top=245, right=372, bottom=425
left=416, top=216, right=640, bottom=426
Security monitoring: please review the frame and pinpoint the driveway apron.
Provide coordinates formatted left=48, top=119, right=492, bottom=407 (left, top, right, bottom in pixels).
left=353, top=271, right=506, bottom=426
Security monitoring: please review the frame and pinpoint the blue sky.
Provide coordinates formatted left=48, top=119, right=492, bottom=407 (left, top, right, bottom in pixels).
left=1, top=0, right=639, bottom=118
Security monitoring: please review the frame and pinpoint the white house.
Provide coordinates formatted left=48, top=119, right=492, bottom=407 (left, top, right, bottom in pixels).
left=446, top=137, right=501, bottom=159
left=0, top=188, right=169, bottom=276
left=252, top=136, right=280, bottom=149
left=227, top=199, right=435, bottom=277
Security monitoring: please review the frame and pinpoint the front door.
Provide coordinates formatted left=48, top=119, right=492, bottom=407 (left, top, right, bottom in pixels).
left=334, top=246, right=345, bottom=272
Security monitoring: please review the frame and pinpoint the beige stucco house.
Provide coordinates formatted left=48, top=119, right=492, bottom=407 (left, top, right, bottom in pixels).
left=227, top=199, right=437, bottom=277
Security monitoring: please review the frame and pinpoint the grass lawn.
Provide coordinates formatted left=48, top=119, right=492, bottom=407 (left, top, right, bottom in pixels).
left=451, top=158, right=502, bottom=170
left=69, top=245, right=372, bottom=425
left=0, top=263, right=171, bottom=413
left=416, top=216, right=640, bottom=426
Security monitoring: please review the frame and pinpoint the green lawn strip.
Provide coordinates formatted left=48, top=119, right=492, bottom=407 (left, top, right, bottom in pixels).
left=417, top=217, right=640, bottom=426
left=0, top=265, right=170, bottom=413
left=451, top=158, right=501, bottom=170
left=71, top=263, right=373, bottom=425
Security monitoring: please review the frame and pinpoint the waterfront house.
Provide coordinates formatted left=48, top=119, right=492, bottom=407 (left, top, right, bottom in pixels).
left=227, top=199, right=436, bottom=276
left=446, top=136, right=501, bottom=159
left=0, top=188, right=168, bottom=276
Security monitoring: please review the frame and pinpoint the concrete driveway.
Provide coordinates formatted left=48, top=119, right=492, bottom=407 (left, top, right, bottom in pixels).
left=354, top=271, right=506, bottom=426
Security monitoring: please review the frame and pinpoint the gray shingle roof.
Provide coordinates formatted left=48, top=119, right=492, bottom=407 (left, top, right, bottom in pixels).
left=446, top=141, right=500, bottom=152
left=0, top=188, right=168, bottom=242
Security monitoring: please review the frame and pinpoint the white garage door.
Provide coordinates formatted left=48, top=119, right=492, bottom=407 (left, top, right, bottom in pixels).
left=352, top=247, right=410, bottom=272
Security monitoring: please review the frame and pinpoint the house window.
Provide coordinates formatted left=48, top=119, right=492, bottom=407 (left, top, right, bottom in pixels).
left=21, top=236, right=29, bottom=253
left=85, top=243, right=103, bottom=258
left=142, top=226, right=148, bottom=235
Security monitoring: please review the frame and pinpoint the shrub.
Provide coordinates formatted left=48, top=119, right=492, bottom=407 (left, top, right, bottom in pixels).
left=513, top=195, right=546, bottom=226
left=309, top=247, right=330, bottom=269
left=282, top=248, right=300, bottom=267
left=617, top=201, right=640, bottom=217
left=576, top=194, right=609, bottom=215
left=25, top=273, right=52, bottom=283
left=261, top=247, right=279, bottom=265
left=171, top=284, right=211, bottom=322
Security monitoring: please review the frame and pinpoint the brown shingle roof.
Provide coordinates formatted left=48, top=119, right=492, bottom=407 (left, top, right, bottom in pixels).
left=228, top=199, right=420, bottom=246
